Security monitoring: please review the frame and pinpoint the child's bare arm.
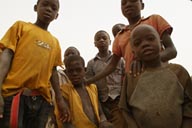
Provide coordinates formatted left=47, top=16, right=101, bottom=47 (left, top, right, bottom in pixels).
left=160, top=30, right=177, bottom=62
left=50, top=67, right=70, bottom=122
left=0, top=48, right=14, bottom=118
left=62, top=98, right=74, bottom=128
left=0, top=48, right=13, bottom=91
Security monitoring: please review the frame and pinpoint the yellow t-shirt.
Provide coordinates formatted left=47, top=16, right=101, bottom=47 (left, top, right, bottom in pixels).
left=0, top=21, right=62, bottom=103
left=60, top=83, right=100, bottom=128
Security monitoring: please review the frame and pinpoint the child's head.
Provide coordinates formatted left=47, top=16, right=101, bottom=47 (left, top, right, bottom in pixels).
left=64, top=46, right=80, bottom=64
left=121, top=0, right=144, bottom=20
left=64, top=46, right=80, bottom=58
left=130, top=24, right=161, bottom=62
left=112, top=23, right=126, bottom=37
left=94, top=30, right=111, bottom=52
left=34, top=0, right=59, bottom=25
left=65, top=55, right=85, bottom=86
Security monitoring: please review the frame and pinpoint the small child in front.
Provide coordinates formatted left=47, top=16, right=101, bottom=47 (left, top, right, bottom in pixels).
left=61, top=55, right=113, bottom=128
left=119, top=24, right=192, bottom=128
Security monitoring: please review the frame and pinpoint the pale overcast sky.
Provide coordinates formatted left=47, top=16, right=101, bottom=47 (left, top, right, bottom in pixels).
left=0, top=0, right=191, bottom=74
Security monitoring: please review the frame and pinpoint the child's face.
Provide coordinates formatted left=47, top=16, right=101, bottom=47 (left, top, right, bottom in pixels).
left=94, top=31, right=111, bottom=52
left=36, top=0, right=59, bottom=24
left=121, top=0, right=143, bottom=20
left=130, top=25, right=161, bottom=62
left=66, top=60, right=85, bottom=86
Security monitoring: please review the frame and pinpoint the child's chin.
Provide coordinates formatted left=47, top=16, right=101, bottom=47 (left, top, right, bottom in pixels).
left=72, top=82, right=82, bottom=87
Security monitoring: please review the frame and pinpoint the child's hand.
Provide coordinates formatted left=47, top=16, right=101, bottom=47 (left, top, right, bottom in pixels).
left=129, top=60, right=144, bottom=77
left=0, top=94, right=4, bottom=118
left=56, top=98, right=71, bottom=122
left=99, top=120, right=113, bottom=128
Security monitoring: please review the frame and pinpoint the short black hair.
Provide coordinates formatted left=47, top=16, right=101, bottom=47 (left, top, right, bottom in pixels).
left=94, top=30, right=110, bottom=39
left=65, top=55, right=85, bottom=68
left=112, top=23, right=125, bottom=37
left=37, top=0, right=60, bottom=8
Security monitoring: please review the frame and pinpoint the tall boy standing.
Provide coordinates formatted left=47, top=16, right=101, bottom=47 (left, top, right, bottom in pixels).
left=0, top=0, right=69, bottom=127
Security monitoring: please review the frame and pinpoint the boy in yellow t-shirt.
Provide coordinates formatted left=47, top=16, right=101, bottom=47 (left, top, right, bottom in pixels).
left=61, top=55, right=113, bottom=128
left=0, top=0, right=69, bottom=127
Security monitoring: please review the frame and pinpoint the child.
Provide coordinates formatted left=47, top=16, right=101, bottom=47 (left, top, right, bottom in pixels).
left=58, top=46, right=80, bottom=87
left=86, top=30, right=126, bottom=128
left=112, top=23, right=126, bottom=37
left=0, top=0, right=69, bottom=127
left=119, top=24, right=192, bottom=128
left=55, top=46, right=80, bottom=128
left=61, top=55, right=113, bottom=128
left=86, top=0, right=177, bottom=84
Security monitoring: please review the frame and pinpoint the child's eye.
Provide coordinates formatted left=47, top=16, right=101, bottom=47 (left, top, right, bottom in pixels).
left=121, top=0, right=127, bottom=5
left=95, top=36, right=108, bottom=42
left=42, top=1, right=49, bottom=6
left=147, top=36, right=155, bottom=41
left=51, top=6, right=58, bottom=11
left=133, top=40, right=141, bottom=46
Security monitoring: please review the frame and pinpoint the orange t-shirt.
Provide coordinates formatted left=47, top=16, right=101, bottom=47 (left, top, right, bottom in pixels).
left=112, top=14, right=172, bottom=72
left=0, top=21, right=62, bottom=103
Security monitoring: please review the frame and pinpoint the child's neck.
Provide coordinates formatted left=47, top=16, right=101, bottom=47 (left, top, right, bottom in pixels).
left=34, top=20, right=49, bottom=30
left=144, top=59, right=162, bottom=70
left=128, top=15, right=141, bottom=26
left=74, top=83, right=85, bottom=89
left=98, top=50, right=110, bottom=58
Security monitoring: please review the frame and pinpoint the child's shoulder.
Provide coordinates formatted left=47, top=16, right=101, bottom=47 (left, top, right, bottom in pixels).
left=86, top=84, right=98, bottom=92
left=13, top=20, right=30, bottom=26
left=87, top=58, right=96, bottom=64
left=87, top=83, right=97, bottom=88
left=144, top=14, right=165, bottom=21
left=167, top=63, right=188, bottom=74
left=10, top=20, right=36, bottom=32
left=166, top=63, right=191, bottom=88
left=147, top=14, right=162, bottom=18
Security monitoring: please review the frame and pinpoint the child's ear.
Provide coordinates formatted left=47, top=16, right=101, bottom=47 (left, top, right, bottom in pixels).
left=141, top=3, right=144, bottom=10
left=34, top=5, right=37, bottom=12
left=54, top=13, right=59, bottom=19
left=94, top=41, right=97, bottom=47
left=109, top=40, right=111, bottom=45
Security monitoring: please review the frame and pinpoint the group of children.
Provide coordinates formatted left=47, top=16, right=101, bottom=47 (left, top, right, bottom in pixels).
left=0, top=0, right=192, bottom=128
